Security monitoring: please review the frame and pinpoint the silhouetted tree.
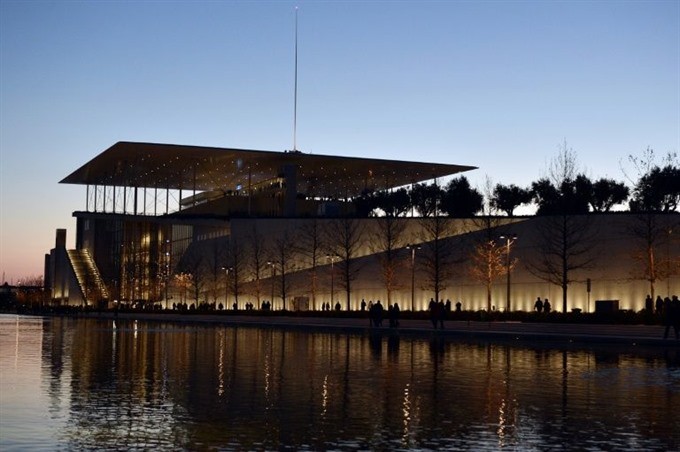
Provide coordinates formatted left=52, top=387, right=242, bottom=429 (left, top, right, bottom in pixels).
left=440, top=176, right=484, bottom=217
left=630, top=166, right=680, bottom=212
left=531, top=176, right=591, bottom=215
left=527, top=141, right=597, bottom=312
left=353, top=189, right=377, bottom=217
left=245, top=224, right=267, bottom=305
left=410, top=182, right=442, bottom=217
left=370, top=216, right=408, bottom=306
left=297, top=219, right=325, bottom=310
left=467, top=179, right=514, bottom=311
left=589, top=178, right=629, bottom=212
left=375, top=188, right=411, bottom=217
left=269, top=226, right=297, bottom=310
left=326, top=217, right=365, bottom=310
left=491, top=184, right=533, bottom=216
left=206, top=238, right=227, bottom=304
left=624, top=149, right=680, bottom=298
left=228, top=237, right=246, bottom=308
left=419, top=215, right=458, bottom=303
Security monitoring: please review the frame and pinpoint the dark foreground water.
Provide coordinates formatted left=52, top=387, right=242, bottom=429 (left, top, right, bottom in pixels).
left=1, top=314, right=679, bottom=451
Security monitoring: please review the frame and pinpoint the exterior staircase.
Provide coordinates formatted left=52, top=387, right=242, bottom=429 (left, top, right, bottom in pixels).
left=67, top=249, right=109, bottom=304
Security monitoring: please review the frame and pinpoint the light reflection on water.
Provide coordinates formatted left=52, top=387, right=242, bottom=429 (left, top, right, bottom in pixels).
left=1, top=314, right=679, bottom=450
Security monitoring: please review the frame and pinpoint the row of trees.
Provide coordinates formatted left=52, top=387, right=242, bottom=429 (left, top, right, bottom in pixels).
left=175, top=214, right=461, bottom=313
left=354, top=145, right=679, bottom=218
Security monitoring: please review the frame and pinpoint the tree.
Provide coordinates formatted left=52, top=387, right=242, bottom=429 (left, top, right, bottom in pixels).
left=467, top=179, right=514, bottom=311
left=410, top=182, right=442, bottom=217
left=181, top=251, right=207, bottom=306
left=374, top=188, right=411, bottom=217
left=531, top=176, right=591, bottom=215
left=353, top=189, right=377, bottom=217
left=370, top=216, right=408, bottom=307
left=269, top=226, right=297, bottom=310
left=468, top=237, right=507, bottom=312
left=630, top=165, right=680, bottom=212
left=419, top=215, right=458, bottom=304
left=228, top=237, right=246, bottom=308
left=206, top=239, right=227, bottom=304
left=624, top=149, right=680, bottom=298
left=491, top=184, right=532, bottom=216
left=173, top=272, right=192, bottom=304
left=589, top=178, right=629, bottom=212
left=245, top=225, right=267, bottom=305
left=296, top=219, right=325, bottom=310
left=527, top=141, right=597, bottom=312
left=440, top=176, right=484, bottom=218
left=326, top=217, right=365, bottom=310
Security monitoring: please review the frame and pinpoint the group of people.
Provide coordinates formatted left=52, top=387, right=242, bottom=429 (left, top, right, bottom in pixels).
left=533, top=297, right=552, bottom=313
left=428, top=298, right=448, bottom=329
left=364, top=299, right=402, bottom=328
left=646, top=294, right=680, bottom=340
left=320, top=302, right=340, bottom=311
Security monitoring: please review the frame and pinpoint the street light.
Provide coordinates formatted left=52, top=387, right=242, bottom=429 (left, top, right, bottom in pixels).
left=221, top=266, right=233, bottom=309
left=326, top=254, right=339, bottom=310
left=406, top=243, right=421, bottom=311
left=499, top=234, right=517, bottom=312
left=267, top=261, right=276, bottom=309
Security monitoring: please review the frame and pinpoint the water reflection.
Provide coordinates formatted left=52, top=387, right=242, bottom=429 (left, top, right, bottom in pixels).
left=0, top=314, right=679, bottom=450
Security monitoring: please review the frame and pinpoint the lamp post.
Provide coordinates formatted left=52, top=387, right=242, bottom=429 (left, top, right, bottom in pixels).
left=326, top=254, right=339, bottom=309
left=406, top=243, right=421, bottom=311
left=164, top=239, right=171, bottom=309
left=267, top=261, right=276, bottom=309
left=499, top=234, right=517, bottom=312
left=221, top=266, right=232, bottom=309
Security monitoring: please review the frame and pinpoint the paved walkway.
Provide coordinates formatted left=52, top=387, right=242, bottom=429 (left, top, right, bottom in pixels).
left=77, top=311, right=680, bottom=347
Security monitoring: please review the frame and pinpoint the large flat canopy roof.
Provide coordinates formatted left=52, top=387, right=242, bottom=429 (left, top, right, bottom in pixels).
left=61, top=141, right=476, bottom=198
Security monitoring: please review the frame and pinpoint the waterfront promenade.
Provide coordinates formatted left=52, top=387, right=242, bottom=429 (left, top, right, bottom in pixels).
left=73, top=311, right=679, bottom=346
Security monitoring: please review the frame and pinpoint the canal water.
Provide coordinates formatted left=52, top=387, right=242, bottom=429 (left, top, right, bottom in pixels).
left=1, top=314, right=679, bottom=450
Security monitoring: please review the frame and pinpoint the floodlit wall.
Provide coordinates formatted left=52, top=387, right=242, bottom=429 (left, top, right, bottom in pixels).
left=229, top=213, right=679, bottom=312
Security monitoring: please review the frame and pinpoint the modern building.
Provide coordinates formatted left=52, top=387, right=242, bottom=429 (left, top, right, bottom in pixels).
left=45, top=142, right=679, bottom=312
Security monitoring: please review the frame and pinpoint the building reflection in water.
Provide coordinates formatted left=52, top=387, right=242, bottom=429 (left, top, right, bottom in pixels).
left=3, top=316, right=675, bottom=450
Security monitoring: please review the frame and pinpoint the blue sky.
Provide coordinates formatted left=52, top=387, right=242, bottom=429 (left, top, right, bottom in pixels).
left=1, top=0, right=678, bottom=281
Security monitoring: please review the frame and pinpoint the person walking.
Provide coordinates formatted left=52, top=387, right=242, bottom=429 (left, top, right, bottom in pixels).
left=534, top=297, right=543, bottom=313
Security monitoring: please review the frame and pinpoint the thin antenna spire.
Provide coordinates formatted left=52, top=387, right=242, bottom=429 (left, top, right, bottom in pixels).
left=293, top=6, right=298, bottom=152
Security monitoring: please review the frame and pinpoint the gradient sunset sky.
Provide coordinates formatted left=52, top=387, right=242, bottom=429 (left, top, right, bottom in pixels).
left=1, top=1, right=678, bottom=282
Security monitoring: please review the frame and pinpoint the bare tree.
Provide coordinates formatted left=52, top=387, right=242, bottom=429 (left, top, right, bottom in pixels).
left=527, top=141, right=597, bottom=312
left=182, top=251, right=208, bottom=306
left=370, top=216, right=408, bottom=306
left=228, top=237, right=246, bottom=308
left=419, top=214, right=458, bottom=303
left=173, top=272, right=192, bottom=305
left=245, top=225, right=267, bottom=305
left=297, top=219, right=325, bottom=310
left=269, top=226, right=298, bottom=310
left=467, top=180, right=512, bottom=311
left=206, top=239, right=227, bottom=304
left=623, top=149, right=680, bottom=299
left=326, top=217, right=365, bottom=310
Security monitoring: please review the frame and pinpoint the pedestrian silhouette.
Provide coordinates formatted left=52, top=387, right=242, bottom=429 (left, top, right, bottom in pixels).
left=534, top=297, right=543, bottom=313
